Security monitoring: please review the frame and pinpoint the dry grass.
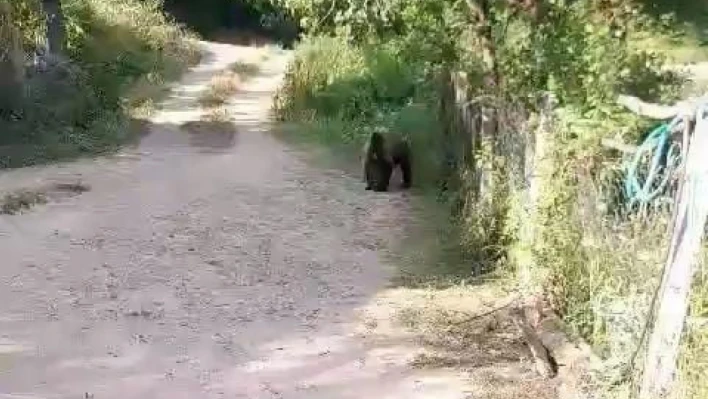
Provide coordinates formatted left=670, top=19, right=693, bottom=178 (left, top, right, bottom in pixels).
left=193, top=52, right=268, bottom=127
left=0, top=190, right=47, bottom=215
left=198, top=70, right=241, bottom=108
left=197, top=60, right=263, bottom=109
left=356, top=285, right=556, bottom=399
left=186, top=58, right=265, bottom=149
left=1, top=0, right=200, bottom=168
left=677, top=249, right=708, bottom=399
left=229, top=60, right=261, bottom=78
left=390, top=286, right=519, bottom=364
left=348, top=190, right=557, bottom=398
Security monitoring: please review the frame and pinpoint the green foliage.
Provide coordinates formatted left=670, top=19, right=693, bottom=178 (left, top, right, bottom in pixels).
left=275, top=0, right=398, bottom=38
left=162, top=0, right=299, bottom=45
left=274, top=35, right=445, bottom=187
left=275, top=36, right=366, bottom=121
left=498, top=1, right=682, bottom=110
left=490, top=1, right=701, bottom=396
left=276, top=0, right=461, bottom=65
left=275, top=1, right=703, bottom=395
left=0, top=0, right=199, bottom=168
left=64, top=0, right=200, bottom=103
left=0, top=2, right=25, bottom=112
left=3, top=0, right=44, bottom=48
left=633, top=0, right=708, bottom=63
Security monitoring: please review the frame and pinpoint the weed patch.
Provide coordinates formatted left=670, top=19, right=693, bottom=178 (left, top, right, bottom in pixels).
left=198, top=70, right=241, bottom=108
left=229, top=60, right=260, bottom=78
left=274, top=36, right=445, bottom=191
left=0, top=190, right=47, bottom=215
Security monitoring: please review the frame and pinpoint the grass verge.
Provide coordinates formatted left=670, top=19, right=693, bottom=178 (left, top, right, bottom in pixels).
left=0, top=0, right=201, bottom=169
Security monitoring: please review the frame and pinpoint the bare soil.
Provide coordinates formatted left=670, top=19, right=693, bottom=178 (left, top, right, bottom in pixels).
left=0, top=41, right=556, bottom=399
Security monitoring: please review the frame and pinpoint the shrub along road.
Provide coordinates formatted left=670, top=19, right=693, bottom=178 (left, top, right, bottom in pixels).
left=0, top=41, right=554, bottom=399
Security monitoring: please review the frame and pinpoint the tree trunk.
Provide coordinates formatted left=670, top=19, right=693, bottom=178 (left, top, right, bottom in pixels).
left=0, top=2, right=25, bottom=115
left=463, top=0, right=500, bottom=203
left=42, top=0, right=65, bottom=55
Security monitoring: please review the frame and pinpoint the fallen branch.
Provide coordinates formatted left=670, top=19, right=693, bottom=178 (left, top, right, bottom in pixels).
left=450, top=296, right=519, bottom=326
left=617, top=95, right=680, bottom=119
left=534, top=305, right=602, bottom=399
left=617, top=94, right=708, bottom=120
left=510, top=306, right=557, bottom=379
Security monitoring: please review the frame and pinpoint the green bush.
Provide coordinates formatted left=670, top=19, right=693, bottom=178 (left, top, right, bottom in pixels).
left=275, top=35, right=446, bottom=189
left=488, top=2, right=702, bottom=396
left=65, top=0, right=200, bottom=102
left=0, top=0, right=200, bottom=168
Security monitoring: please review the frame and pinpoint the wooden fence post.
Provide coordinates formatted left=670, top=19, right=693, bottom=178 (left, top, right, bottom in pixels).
left=518, top=93, right=556, bottom=291
left=618, top=95, right=708, bottom=399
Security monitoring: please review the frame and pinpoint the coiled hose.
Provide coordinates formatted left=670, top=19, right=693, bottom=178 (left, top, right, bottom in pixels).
left=623, top=117, right=684, bottom=212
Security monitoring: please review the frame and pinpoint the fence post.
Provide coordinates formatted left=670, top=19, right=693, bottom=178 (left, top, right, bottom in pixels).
left=517, top=94, right=556, bottom=292
left=617, top=95, right=708, bottom=399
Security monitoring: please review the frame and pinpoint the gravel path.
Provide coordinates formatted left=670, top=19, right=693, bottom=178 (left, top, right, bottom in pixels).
left=0, top=41, right=555, bottom=399
left=0, top=42, right=421, bottom=398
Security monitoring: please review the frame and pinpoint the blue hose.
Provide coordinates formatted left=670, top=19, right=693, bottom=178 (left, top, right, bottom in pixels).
left=623, top=118, right=683, bottom=211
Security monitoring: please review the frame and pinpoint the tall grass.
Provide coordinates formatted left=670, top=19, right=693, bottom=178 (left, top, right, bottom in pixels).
left=274, top=36, right=446, bottom=189
left=548, top=199, right=708, bottom=399
left=0, top=0, right=200, bottom=168
left=680, top=254, right=708, bottom=399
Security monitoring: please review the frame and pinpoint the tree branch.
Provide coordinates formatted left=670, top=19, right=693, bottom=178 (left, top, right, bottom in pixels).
left=617, top=94, right=708, bottom=120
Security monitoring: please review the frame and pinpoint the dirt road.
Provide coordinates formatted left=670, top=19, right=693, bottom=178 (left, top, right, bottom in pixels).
left=0, top=42, right=553, bottom=399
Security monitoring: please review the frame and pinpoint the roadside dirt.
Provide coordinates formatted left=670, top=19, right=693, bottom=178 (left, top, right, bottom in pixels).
left=0, top=41, right=556, bottom=398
